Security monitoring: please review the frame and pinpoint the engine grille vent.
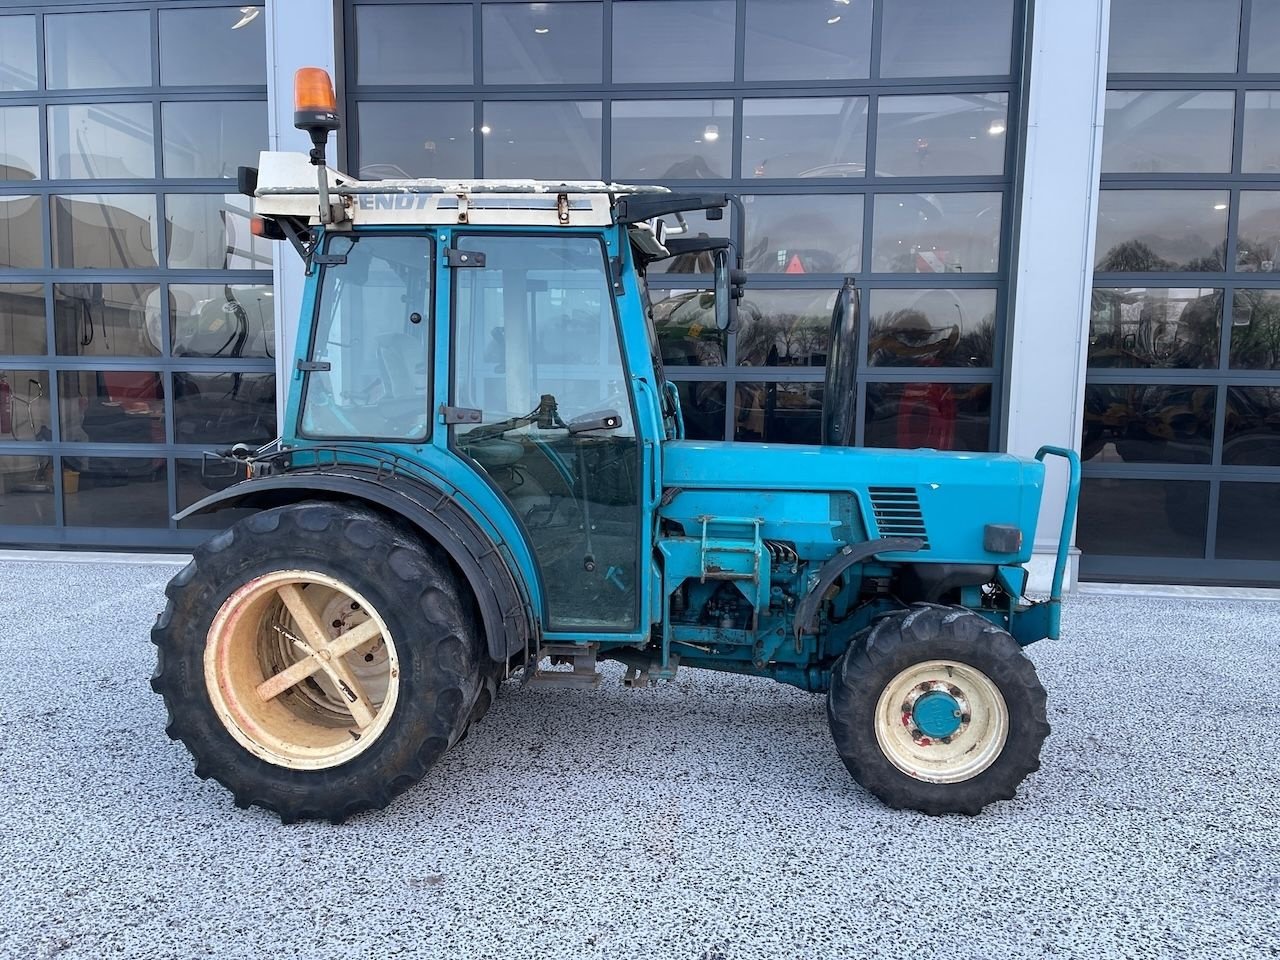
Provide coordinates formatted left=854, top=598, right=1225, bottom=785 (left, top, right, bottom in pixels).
left=867, top=486, right=929, bottom=548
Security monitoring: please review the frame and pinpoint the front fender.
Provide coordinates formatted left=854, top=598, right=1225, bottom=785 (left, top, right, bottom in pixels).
left=177, top=470, right=536, bottom=662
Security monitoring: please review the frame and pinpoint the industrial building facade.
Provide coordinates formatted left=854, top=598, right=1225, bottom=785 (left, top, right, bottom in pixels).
left=0, top=0, right=1277, bottom=587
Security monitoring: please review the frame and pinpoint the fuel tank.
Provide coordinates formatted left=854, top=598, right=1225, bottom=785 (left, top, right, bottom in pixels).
left=660, top=441, right=1045, bottom=565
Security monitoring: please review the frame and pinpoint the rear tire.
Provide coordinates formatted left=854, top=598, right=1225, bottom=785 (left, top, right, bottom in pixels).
left=151, top=501, right=482, bottom=823
left=827, top=604, right=1049, bottom=815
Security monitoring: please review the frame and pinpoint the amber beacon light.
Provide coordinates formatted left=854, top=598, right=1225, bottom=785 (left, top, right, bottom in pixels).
left=292, top=67, right=341, bottom=223
left=294, top=67, right=340, bottom=140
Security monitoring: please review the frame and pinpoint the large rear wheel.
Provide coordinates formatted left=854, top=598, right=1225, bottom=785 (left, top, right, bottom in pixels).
left=152, top=501, right=482, bottom=823
left=827, top=604, right=1049, bottom=815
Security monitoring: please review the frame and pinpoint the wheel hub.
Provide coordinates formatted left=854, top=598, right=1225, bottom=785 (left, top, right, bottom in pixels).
left=911, top=688, right=965, bottom=740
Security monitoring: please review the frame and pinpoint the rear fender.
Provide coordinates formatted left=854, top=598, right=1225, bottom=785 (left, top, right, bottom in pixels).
left=176, top=471, right=536, bottom=663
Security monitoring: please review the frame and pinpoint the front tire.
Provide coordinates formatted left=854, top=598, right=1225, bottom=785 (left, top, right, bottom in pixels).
left=151, top=501, right=482, bottom=823
left=827, top=604, right=1049, bottom=815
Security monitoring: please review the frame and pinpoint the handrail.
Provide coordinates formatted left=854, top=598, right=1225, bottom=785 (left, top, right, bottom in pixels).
left=1034, top=445, right=1081, bottom=602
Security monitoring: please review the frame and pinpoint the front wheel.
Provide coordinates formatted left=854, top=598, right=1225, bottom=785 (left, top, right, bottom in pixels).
left=151, top=501, right=483, bottom=823
left=827, top=604, right=1049, bottom=815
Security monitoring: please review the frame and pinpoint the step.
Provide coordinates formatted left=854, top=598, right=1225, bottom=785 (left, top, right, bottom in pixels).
left=526, top=642, right=602, bottom=688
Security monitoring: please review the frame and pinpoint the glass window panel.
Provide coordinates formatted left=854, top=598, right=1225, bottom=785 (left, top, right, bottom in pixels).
left=612, top=1, right=735, bottom=83
left=356, top=101, right=474, bottom=179
left=1230, top=289, right=1280, bottom=369
left=1102, top=91, right=1236, bottom=174
left=875, top=94, right=1008, bottom=178
left=51, top=195, right=156, bottom=270
left=1249, top=0, right=1280, bottom=72
left=736, top=289, right=834, bottom=367
left=744, top=0, right=871, bottom=81
left=1081, top=383, right=1215, bottom=464
left=1238, top=192, right=1280, bottom=274
left=0, top=284, right=45, bottom=356
left=45, top=11, right=151, bottom=90
left=355, top=3, right=472, bottom=85
left=165, top=194, right=270, bottom=271
left=304, top=235, right=432, bottom=442
left=175, top=456, right=256, bottom=530
left=0, top=16, right=38, bottom=92
left=743, top=194, right=863, bottom=274
left=0, top=368, right=51, bottom=442
left=879, top=0, right=1014, bottom=78
left=864, top=381, right=992, bottom=451
left=674, top=380, right=725, bottom=440
left=649, top=286, right=727, bottom=365
left=0, top=195, right=42, bottom=269
left=174, top=372, right=276, bottom=446
left=742, top=98, right=867, bottom=179
left=1243, top=92, right=1280, bottom=174
left=1077, top=478, right=1208, bottom=558
left=735, top=382, right=824, bottom=443
left=53, top=284, right=161, bottom=358
left=1223, top=386, right=1280, bottom=465
left=62, top=456, right=169, bottom=528
left=1217, top=483, right=1280, bottom=560
left=868, top=288, right=998, bottom=368
left=483, top=101, right=602, bottom=179
left=48, top=103, right=155, bottom=180
left=1107, top=0, right=1240, bottom=73
left=1088, top=288, right=1222, bottom=369
left=646, top=208, right=732, bottom=275
left=161, top=101, right=268, bottom=179
left=171, top=284, right=275, bottom=360
left=611, top=100, right=732, bottom=180
left=57, top=370, right=165, bottom=446
left=871, top=193, right=1003, bottom=274
left=0, top=455, right=54, bottom=525
left=0, top=107, right=40, bottom=181
left=159, top=6, right=266, bottom=86
left=1093, top=191, right=1228, bottom=273
left=482, top=2, right=603, bottom=85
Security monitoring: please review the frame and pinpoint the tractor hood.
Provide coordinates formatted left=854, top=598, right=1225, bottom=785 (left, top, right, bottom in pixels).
left=660, top=441, right=1046, bottom=565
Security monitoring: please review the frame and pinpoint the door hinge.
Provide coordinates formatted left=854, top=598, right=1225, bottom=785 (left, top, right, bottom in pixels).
left=446, top=248, right=486, bottom=268
left=439, top=404, right=482, bottom=424
left=296, top=360, right=331, bottom=372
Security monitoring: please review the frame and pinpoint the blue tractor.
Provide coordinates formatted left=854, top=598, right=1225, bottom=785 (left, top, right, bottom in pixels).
left=151, top=69, right=1080, bottom=822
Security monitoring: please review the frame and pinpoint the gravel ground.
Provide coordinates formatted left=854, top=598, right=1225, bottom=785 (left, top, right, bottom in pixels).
left=1, top=558, right=1277, bottom=960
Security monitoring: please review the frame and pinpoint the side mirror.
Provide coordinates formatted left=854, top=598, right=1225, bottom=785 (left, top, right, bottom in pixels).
left=713, top=248, right=738, bottom=331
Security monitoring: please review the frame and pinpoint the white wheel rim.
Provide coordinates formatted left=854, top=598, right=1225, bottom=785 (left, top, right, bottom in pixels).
left=873, top=659, right=1008, bottom=784
left=204, top=570, right=400, bottom=770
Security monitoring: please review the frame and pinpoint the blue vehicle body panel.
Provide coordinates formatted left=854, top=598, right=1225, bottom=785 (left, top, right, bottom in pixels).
left=662, top=441, right=1046, bottom=565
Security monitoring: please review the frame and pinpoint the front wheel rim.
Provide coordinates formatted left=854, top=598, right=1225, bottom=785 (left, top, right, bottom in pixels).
left=873, top=659, right=1009, bottom=784
left=204, top=570, right=400, bottom=770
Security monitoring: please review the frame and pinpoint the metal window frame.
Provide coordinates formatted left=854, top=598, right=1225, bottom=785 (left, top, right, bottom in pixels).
left=0, top=0, right=271, bottom=551
left=341, top=0, right=1028, bottom=454
left=1081, top=0, right=1280, bottom=584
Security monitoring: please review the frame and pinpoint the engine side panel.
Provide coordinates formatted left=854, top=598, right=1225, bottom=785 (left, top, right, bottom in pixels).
left=661, top=440, right=1045, bottom=565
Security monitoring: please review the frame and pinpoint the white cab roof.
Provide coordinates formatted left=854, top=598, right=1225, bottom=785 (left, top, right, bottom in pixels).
left=252, top=151, right=668, bottom=228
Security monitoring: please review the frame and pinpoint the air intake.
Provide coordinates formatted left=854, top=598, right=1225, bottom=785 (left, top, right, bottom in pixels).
left=867, top=486, right=929, bottom=548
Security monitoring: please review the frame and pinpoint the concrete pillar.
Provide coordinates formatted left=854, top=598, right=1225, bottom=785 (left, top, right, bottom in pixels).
left=1003, top=0, right=1111, bottom=591
left=265, top=0, right=337, bottom=431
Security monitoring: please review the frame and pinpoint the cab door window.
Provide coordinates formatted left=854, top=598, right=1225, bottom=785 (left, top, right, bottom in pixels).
left=451, top=234, right=640, bottom=631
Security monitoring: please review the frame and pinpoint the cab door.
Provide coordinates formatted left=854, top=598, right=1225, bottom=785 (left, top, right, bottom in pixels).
left=447, top=232, right=647, bottom=635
